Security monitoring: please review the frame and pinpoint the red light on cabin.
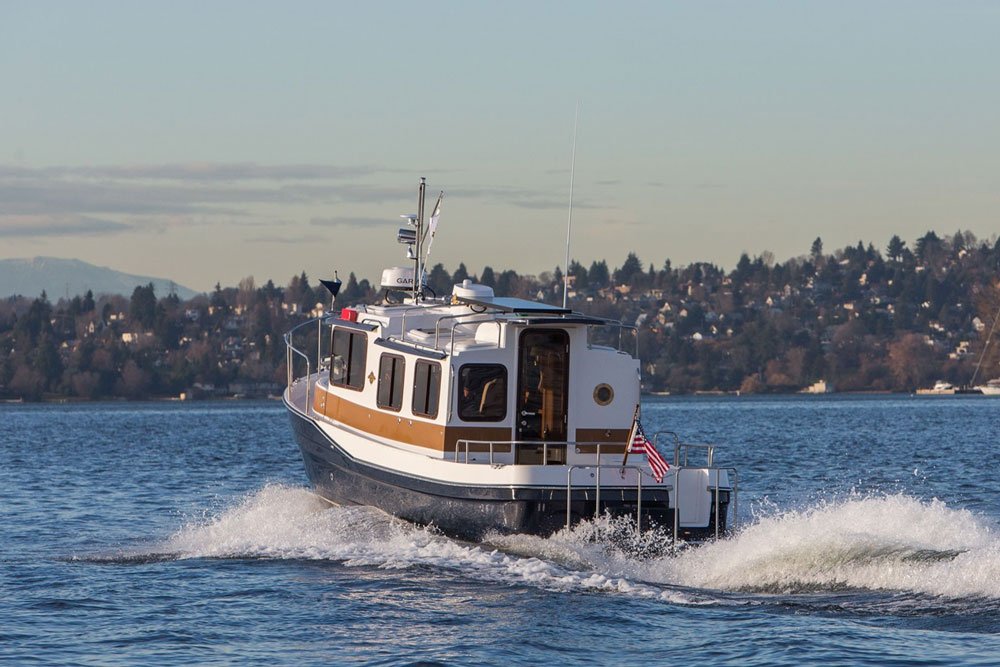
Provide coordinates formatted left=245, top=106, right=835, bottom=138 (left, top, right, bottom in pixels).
left=341, top=308, right=358, bottom=322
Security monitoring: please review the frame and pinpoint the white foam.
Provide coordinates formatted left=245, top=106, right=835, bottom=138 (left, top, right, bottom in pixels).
left=159, top=485, right=694, bottom=602
left=157, top=486, right=1000, bottom=603
left=653, top=493, right=1000, bottom=599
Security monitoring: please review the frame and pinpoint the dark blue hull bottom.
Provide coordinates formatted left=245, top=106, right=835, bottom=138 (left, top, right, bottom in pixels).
left=287, top=405, right=727, bottom=542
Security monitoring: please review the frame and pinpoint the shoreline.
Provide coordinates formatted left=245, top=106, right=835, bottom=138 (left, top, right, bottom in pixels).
left=3, top=391, right=992, bottom=404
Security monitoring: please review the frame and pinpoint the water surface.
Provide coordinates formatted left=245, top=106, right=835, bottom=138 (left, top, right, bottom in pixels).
left=3, top=395, right=999, bottom=664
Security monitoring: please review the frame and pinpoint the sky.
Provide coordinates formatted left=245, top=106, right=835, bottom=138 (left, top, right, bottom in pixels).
left=2, top=1, right=999, bottom=293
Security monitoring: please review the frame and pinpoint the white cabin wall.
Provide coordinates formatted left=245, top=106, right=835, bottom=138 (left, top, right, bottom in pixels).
left=567, top=327, right=640, bottom=436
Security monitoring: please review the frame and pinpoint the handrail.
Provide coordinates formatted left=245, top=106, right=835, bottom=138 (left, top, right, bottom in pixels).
left=433, top=311, right=504, bottom=352
left=449, top=319, right=502, bottom=356
left=653, top=430, right=717, bottom=467
left=676, top=442, right=717, bottom=467
left=567, top=464, right=645, bottom=534
left=453, top=439, right=622, bottom=464
left=652, top=431, right=681, bottom=464
left=316, top=317, right=325, bottom=376
left=396, top=306, right=428, bottom=343
left=284, top=319, right=318, bottom=411
left=433, top=312, right=481, bottom=348
left=586, top=319, right=639, bottom=358
left=670, top=466, right=738, bottom=545
left=453, top=437, right=736, bottom=543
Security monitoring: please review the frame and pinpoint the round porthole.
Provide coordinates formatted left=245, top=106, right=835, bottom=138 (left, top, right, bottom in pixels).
left=593, top=383, right=614, bottom=406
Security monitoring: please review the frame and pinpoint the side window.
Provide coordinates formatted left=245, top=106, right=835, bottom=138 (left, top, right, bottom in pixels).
left=412, top=360, right=441, bottom=418
left=331, top=329, right=367, bottom=390
left=377, top=354, right=404, bottom=411
left=458, top=364, right=507, bottom=422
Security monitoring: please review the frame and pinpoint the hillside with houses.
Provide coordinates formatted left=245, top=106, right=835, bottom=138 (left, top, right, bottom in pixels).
left=2, top=230, right=999, bottom=400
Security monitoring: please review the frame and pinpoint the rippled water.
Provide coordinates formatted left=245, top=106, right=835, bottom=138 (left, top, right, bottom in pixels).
left=3, top=396, right=1000, bottom=665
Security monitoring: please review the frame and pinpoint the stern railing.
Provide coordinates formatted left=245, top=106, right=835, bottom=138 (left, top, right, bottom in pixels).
left=454, top=439, right=621, bottom=465
left=454, top=438, right=737, bottom=540
left=653, top=430, right=738, bottom=542
left=284, top=315, right=332, bottom=412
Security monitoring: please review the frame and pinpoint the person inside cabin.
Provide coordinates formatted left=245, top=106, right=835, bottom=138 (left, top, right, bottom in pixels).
left=522, top=349, right=543, bottom=420
left=461, top=383, right=482, bottom=416
left=459, top=365, right=507, bottom=420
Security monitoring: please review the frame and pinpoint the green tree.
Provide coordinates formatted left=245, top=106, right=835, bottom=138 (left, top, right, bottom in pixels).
left=480, top=266, right=496, bottom=288
left=452, top=263, right=469, bottom=285
left=614, top=252, right=644, bottom=285
left=427, top=263, right=452, bottom=296
left=915, top=231, right=941, bottom=263
left=129, top=283, right=157, bottom=329
left=810, top=237, right=824, bottom=265
left=31, top=332, right=63, bottom=392
left=340, top=272, right=361, bottom=303
left=588, top=260, right=610, bottom=289
left=568, top=260, right=588, bottom=289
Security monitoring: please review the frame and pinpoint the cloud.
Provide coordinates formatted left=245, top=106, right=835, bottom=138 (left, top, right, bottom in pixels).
left=0, top=165, right=606, bottom=242
left=0, top=162, right=386, bottom=182
left=0, top=215, right=132, bottom=238
left=310, top=216, right=401, bottom=228
left=510, top=197, right=602, bottom=210
left=445, top=185, right=602, bottom=211
left=246, top=233, right=329, bottom=244
left=0, top=163, right=419, bottom=222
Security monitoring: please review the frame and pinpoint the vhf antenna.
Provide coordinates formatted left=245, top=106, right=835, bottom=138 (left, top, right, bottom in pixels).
left=563, top=104, right=578, bottom=309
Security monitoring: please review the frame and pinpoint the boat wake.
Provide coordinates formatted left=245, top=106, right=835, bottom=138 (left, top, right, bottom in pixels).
left=96, top=485, right=1000, bottom=610
left=657, top=493, right=1000, bottom=600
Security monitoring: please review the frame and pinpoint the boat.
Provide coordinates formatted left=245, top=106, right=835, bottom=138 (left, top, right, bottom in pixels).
left=917, top=381, right=954, bottom=395
left=976, top=378, right=1000, bottom=396
left=800, top=380, right=834, bottom=394
left=282, top=180, right=736, bottom=543
left=972, top=303, right=1000, bottom=395
left=916, top=381, right=956, bottom=395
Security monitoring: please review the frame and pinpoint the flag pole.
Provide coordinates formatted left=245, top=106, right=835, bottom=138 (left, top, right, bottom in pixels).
left=414, top=178, right=426, bottom=302
left=621, top=403, right=640, bottom=468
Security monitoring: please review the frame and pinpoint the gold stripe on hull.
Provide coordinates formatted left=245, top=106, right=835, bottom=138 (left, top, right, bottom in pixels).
left=313, top=385, right=510, bottom=452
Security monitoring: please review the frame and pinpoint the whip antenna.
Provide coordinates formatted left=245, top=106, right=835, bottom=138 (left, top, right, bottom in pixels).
left=563, top=104, right=578, bottom=309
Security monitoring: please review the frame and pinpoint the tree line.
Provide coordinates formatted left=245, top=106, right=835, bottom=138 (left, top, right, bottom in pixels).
left=2, top=229, right=999, bottom=400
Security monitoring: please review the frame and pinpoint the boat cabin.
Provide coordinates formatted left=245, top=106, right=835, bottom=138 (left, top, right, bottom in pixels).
left=284, top=179, right=735, bottom=542
left=309, top=278, right=640, bottom=466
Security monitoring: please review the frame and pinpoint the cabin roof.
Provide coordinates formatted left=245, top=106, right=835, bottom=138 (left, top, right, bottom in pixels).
left=454, top=295, right=572, bottom=314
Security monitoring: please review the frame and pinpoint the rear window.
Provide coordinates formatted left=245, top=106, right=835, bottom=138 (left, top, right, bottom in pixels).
left=458, top=364, right=507, bottom=421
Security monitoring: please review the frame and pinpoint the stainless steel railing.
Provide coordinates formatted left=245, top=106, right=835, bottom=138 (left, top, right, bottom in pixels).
left=284, top=317, right=325, bottom=411
left=669, top=466, right=738, bottom=544
left=652, top=430, right=718, bottom=467
left=566, top=464, right=645, bottom=532
left=453, top=439, right=622, bottom=465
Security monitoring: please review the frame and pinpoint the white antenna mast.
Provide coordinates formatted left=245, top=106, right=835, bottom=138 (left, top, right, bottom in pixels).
left=563, top=104, right=579, bottom=309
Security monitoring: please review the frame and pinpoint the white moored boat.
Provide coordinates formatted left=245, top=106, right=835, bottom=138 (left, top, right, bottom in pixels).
left=282, top=180, right=736, bottom=542
left=976, top=379, right=1000, bottom=396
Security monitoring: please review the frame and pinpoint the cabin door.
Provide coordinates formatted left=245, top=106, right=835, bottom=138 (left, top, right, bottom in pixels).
left=516, top=329, right=569, bottom=464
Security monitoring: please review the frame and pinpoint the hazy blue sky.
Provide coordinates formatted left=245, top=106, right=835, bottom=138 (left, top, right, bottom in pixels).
left=2, top=1, right=999, bottom=293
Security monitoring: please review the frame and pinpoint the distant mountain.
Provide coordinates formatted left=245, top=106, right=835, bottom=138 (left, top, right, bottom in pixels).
left=0, top=257, right=201, bottom=301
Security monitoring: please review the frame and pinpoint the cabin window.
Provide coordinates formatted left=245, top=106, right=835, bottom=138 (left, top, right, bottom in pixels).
left=377, top=353, right=405, bottom=411
left=458, top=364, right=507, bottom=422
left=412, top=360, right=441, bottom=418
left=331, top=329, right=367, bottom=390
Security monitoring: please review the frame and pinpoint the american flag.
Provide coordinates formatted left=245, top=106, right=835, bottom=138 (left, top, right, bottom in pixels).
left=627, top=416, right=670, bottom=483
